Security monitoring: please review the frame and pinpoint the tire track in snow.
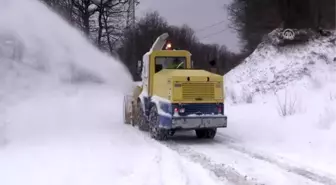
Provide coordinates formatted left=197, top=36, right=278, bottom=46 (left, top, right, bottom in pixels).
left=135, top=129, right=195, bottom=185
left=170, top=151, right=192, bottom=185
left=161, top=140, right=262, bottom=185
left=134, top=128, right=235, bottom=185
left=105, top=126, right=164, bottom=185
left=131, top=126, right=334, bottom=185
left=154, top=146, right=164, bottom=185
left=159, top=146, right=192, bottom=185
left=134, top=127, right=259, bottom=184
left=217, top=133, right=336, bottom=185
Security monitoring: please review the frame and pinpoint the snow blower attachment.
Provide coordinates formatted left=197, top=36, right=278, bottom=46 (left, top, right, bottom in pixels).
left=123, top=33, right=227, bottom=140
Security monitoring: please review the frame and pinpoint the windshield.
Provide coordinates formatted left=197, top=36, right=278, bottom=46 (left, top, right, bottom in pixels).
left=155, top=56, right=186, bottom=72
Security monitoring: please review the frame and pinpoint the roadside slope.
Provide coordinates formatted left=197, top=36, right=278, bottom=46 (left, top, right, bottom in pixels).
left=223, top=30, right=336, bottom=176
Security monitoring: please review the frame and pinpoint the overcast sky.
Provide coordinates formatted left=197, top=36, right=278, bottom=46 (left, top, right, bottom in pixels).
left=136, top=0, right=241, bottom=53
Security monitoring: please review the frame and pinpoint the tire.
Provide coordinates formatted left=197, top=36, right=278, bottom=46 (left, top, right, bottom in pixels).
left=195, top=128, right=217, bottom=139
left=195, top=129, right=207, bottom=138
left=149, top=105, right=169, bottom=141
left=134, top=101, right=149, bottom=131
left=168, top=130, right=175, bottom=136
left=206, top=128, right=217, bottom=139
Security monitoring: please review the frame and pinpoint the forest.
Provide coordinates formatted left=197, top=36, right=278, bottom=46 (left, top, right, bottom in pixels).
left=39, top=0, right=335, bottom=80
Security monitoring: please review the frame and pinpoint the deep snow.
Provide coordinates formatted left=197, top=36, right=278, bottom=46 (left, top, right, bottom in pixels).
left=0, top=87, right=224, bottom=185
left=223, top=30, right=336, bottom=178
left=0, top=0, right=225, bottom=185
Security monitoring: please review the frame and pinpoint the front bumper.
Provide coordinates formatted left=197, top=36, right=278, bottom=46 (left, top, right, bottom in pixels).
left=170, top=115, right=227, bottom=130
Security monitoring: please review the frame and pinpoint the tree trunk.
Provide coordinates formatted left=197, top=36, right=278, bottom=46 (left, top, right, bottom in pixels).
left=103, top=12, right=114, bottom=54
left=82, top=0, right=91, bottom=36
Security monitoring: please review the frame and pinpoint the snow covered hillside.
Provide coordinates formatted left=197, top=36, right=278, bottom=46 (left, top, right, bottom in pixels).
left=223, top=29, right=336, bottom=179
left=0, top=0, right=225, bottom=185
left=225, top=30, right=336, bottom=96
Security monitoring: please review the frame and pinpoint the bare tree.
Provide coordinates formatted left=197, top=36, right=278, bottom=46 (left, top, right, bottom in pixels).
left=97, top=0, right=129, bottom=53
left=39, top=0, right=130, bottom=54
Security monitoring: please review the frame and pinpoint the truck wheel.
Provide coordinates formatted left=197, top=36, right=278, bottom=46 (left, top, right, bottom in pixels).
left=168, top=130, right=175, bottom=136
left=195, top=128, right=217, bottom=139
left=195, top=129, right=207, bottom=138
left=206, top=128, right=217, bottom=139
left=135, top=102, right=148, bottom=131
left=149, top=105, right=168, bottom=141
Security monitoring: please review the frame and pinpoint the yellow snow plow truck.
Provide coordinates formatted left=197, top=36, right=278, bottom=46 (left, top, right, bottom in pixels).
left=123, top=33, right=227, bottom=140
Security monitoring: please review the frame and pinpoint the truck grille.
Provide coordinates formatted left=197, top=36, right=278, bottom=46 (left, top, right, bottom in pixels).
left=181, top=83, right=215, bottom=101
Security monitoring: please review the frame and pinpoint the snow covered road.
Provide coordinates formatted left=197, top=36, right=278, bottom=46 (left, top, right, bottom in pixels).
left=0, top=87, right=226, bottom=185
left=2, top=86, right=335, bottom=185
left=163, top=131, right=336, bottom=185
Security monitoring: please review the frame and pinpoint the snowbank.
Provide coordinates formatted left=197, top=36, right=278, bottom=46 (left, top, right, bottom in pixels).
left=223, top=30, right=336, bottom=176
left=225, top=30, right=336, bottom=99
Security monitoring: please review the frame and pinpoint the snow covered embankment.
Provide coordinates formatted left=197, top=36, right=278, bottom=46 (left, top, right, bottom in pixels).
left=224, top=30, right=336, bottom=177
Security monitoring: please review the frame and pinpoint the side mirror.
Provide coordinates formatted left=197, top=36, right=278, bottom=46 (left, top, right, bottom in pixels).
left=136, top=60, right=142, bottom=75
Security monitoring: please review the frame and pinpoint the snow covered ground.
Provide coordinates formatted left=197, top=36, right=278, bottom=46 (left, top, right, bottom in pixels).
left=219, top=30, right=336, bottom=183
left=1, top=87, right=226, bottom=185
